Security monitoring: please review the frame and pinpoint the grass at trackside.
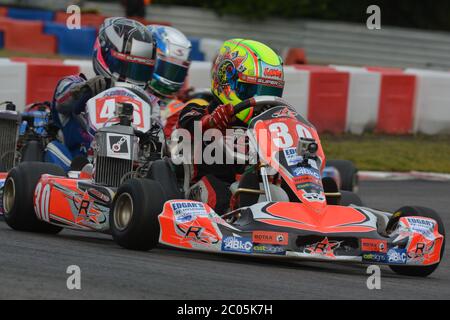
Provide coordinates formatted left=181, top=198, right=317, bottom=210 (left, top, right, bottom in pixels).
left=321, top=134, right=450, bottom=173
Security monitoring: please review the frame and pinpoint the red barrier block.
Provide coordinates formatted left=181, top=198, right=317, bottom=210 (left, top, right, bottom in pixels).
left=285, top=48, right=307, bottom=65
left=0, top=16, right=11, bottom=30
left=55, top=12, right=106, bottom=29
left=0, top=7, right=7, bottom=17
left=11, top=57, right=63, bottom=65
left=3, top=19, right=56, bottom=54
left=22, top=63, right=80, bottom=104
left=375, top=73, right=416, bottom=134
left=296, top=66, right=350, bottom=134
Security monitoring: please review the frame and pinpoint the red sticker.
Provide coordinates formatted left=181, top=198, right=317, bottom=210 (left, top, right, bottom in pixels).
left=252, top=231, right=289, bottom=245
left=361, top=239, right=388, bottom=253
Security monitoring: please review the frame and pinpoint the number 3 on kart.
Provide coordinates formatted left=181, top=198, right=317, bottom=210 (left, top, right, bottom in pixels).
left=269, top=122, right=313, bottom=148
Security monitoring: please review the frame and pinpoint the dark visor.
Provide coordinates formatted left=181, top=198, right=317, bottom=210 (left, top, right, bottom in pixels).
left=236, top=81, right=284, bottom=101
left=105, top=50, right=155, bottom=84
left=154, top=58, right=190, bottom=84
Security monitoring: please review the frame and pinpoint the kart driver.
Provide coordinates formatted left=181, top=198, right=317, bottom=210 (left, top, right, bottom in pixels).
left=176, top=39, right=285, bottom=214
left=145, top=25, right=193, bottom=139
left=50, top=17, right=157, bottom=171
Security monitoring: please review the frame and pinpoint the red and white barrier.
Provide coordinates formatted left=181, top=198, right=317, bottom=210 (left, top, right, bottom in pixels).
left=0, top=58, right=26, bottom=110
left=406, top=68, right=450, bottom=135
left=1, top=58, right=450, bottom=134
left=332, top=65, right=381, bottom=134
left=0, top=58, right=80, bottom=111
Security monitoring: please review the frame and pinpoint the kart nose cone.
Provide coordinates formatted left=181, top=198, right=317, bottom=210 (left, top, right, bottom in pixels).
left=3, top=178, right=16, bottom=214
left=114, top=192, right=134, bottom=231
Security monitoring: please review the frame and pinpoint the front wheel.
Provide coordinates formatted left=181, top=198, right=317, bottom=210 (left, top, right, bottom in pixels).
left=386, top=206, right=445, bottom=277
left=327, top=160, right=359, bottom=193
left=111, top=179, right=167, bottom=251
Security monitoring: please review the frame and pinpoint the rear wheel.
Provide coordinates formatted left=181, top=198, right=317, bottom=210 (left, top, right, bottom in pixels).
left=386, top=206, right=445, bottom=277
left=111, top=179, right=167, bottom=251
left=2, top=162, right=64, bottom=234
left=146, top=159, right=182, bottom=199
left=327, top=160, right=359, bottom=192
left=339, top=191, right=363, bottom=206
left=20, top=141, right=44, bottom=162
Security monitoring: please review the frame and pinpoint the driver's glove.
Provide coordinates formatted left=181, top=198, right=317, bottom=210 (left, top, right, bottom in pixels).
left=84, top=76, right=112, bottom=96
left=205, top=104, right=234, bottom=131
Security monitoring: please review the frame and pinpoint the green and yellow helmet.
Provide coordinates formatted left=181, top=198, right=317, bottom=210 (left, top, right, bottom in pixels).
left=211, top=39, right=285, bottom=123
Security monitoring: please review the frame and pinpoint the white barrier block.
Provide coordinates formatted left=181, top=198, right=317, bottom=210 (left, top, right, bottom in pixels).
left=0, top=60, right=27, bottom=111
left=332, top=65, right=381, bottom=134
left=283, top=66, right=309, bottom=118
left=188, top=61, right=212, bottom=90
left=64, top=59, right=96, bottom=79
left=406, top=68, right=450, bottom=134
left=199, top=38, right=223, bottom=62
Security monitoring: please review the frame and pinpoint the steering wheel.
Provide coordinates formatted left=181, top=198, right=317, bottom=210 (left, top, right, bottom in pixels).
left=233, top=96, right=294, bottom=117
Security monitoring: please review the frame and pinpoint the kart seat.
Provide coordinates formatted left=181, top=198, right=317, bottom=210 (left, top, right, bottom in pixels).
left=230, top=171, right=289, bottom=206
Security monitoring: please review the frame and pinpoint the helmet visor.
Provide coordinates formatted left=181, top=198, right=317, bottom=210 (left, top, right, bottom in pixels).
left=154, top=57, right=190, bottom=84
left=106, top=50, right=155, bottom=85
left=236, top=77, right=284, bottom=101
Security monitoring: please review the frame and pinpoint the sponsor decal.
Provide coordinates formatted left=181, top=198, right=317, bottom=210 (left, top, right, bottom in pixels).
left=264, top=67, right=283, bottom=79
left=222, top=236, right=253, bottom=254
left=240, top=74, right=284, bottom=88
left=271, top=107, right=297, bottom=119
left=87, top=188, right=111, bottom=204
left=184, top=226, right=203, bottom=239
left=387, top=248, right=407, bottom=265
left=106, top=133, right=131, bottom=160
left=360, top=239, right=388, bottom=253
left=292, top=167, right=321, bottom=179
left=406, top=217, right=436, bottom=240
left=303, top=238, right=342, bottom=257
left=283, top=148, right=302, bottom=166
left=253, top=244, right=286, bottom=255
left=172, top=202, right=207, bottom=223
left=301, top=191, right=326, bottom=203
left=252, top=231, right=289, bottom=245
left=407, top=241, right=435, bottom=264
left=362, top=252, right=388, bottom=263
left=111, top=50, right=155, bottom=66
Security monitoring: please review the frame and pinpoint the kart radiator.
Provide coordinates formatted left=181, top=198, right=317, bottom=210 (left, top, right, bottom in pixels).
left=0, top=111, right=20, bottom=171
left=94, top=126, right=136, bottom=188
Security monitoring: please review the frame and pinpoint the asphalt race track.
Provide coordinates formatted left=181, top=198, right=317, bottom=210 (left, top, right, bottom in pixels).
left=0, top=180, right=449, bottom=300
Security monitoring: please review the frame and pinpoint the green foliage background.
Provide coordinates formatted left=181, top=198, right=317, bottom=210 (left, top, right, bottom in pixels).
left=150, top=0, right=450, bottom=31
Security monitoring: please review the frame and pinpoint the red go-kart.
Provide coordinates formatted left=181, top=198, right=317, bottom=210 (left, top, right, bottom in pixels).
left=2, top=96, right=445, bottom=277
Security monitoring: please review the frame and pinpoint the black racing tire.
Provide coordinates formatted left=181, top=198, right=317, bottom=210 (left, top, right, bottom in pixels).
left=387, top=206, right=445, bottom=277
left=339, top=190, right=363, bottom=206
left=2, top=162, right=64, bottom=234
left=146, top=159, right=182, bottom=199
left=111, top=178, right=167, bottom=251
left=327, top=160, right=359, bottom=192
left=20, top=141, right=44, bottom=162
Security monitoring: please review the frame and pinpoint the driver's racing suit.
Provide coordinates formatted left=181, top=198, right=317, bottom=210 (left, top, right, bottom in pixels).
left=176, top=97, right=247, bottom=214
left=50, top=74, right=111, bottom=171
